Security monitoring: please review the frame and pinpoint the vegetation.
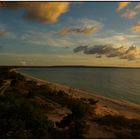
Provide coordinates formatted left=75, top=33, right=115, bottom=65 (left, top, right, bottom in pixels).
left=37, top=86, right=94, bottom=138
left=0, top=68, right=94, bottom=138
left=0, top=67, right=140, bottom=138
left=0, top=78, right=3, bottom=86
left=96, top=115, right=140, bottom=129
left=95, top=115, right=140, bottom=138
left=0, top=93, right=54, bottom=138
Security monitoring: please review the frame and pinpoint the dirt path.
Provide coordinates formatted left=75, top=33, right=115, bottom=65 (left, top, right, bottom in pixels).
left=0, top=80, right=11, bottom=96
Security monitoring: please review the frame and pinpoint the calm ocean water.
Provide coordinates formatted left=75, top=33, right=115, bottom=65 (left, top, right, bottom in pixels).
left=19, top=67, right=140, bottom=105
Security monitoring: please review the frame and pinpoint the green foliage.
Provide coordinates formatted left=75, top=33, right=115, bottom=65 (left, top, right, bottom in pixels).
left=38, top=89, right=92, bottom=119
left=56, top=114, right=74, bottom=128
left=10, top=79, right=17, bottom=86
left=0, top=68, right=96, bottom=138
left=95, top=115, right=140, bottom=138
left=96, top=115, right=140, bottom=129
left=0, top=68, right=25, bottom=86
left=0, top=93, right=54, bottom=138
left=0, top=68, right=10, bottom=79
left=57, top=90, right=67, bottom=96
left=69, top=100, right=89, bottom=119
left=115, top=131, right=132, bottom=139
left=9, top=71, right=25, bottom=81
left=25, top=80, right=37, bottom=89
left=88, top=98, right=99, bottom=105
left=96, top=115, right=127, bottom=126
left=55, top=97, right=90, bottom=138
left=54, top=119, right=88, bottom=138
left=68, top=119, right=88, bottom=138
left=27, top=91, right=35, bottom=98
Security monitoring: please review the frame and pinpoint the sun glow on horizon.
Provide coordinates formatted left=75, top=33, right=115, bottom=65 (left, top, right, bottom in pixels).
left=0, top=1, right=140, bottom=67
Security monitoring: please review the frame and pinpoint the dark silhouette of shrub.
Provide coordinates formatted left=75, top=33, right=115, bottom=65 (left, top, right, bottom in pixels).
left=0, top=93, right=54, bottom=138
left=56, top=114, right=74, bottom=128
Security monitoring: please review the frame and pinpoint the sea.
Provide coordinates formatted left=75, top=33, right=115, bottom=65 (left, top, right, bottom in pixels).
left=18, top=67, right=140, bottom=105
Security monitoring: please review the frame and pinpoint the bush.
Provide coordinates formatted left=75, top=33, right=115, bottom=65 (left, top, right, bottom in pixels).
left=54, top=119, right=88, bottom=139
left=0, top=93, right=54, bottom=138
left=0, top=78, right=3, bottom=86
left=115, top=131, right=132, bottom=138
left=57, top=90, right=67, bottom=97
left=27, top=91, right=35, bottom=98
left=88, top=98, right=99, bottom=105
left=96, top=115, right=127, bottom=126
left=56, top=114, right=74, bottom=128
left=96, top=115, right=140, bottom=130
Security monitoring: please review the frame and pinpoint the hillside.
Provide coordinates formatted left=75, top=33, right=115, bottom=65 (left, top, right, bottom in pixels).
left=0, top=67, right=140, bottom=138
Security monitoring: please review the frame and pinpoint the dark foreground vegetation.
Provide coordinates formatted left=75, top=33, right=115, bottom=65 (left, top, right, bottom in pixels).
left=0, top=67, right=140, bottom=138
left=0, top=67, right=95, bottom=138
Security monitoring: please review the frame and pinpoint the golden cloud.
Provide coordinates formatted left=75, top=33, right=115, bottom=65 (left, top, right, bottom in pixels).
left=59, top=26, right=99, bottom=36
left=135, top=3, right=140, bottom=10
left=132, top=21, right=140, bottom=33
left=0, top=2, right=70, bottom=24
left=116, top=2, right=130, bottom=12
left=121, top=9, right=137, bottom=19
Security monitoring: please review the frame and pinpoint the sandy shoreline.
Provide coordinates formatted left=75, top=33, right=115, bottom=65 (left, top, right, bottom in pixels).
left=18, top=70, right=140, bottom=119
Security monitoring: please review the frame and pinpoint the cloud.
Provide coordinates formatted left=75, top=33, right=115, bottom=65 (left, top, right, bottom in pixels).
left=20, top=60, right=28, bottom=66
left=135, top=3, right=140, bottom=10
left=21, top=30, right=76, bottom=48
left=21, top=18, right=103, bottom=47
left=0, top=2, right=70, bottom=24
left=132, top=21, right=140, bottom=33
left=117, top=2, right=140, bottom=19
left=21, top=28, right=140, bottom=50
left=73, top=44, right=140, bottom=61
left=0, top=23, right=16, bottom=39
left=59, top=26, right=100, bottom=35
left=116, top=2, right=130, bottom=12
left=73, top=46, right=88, bottom=53
left=0, top=24, right=9, bottom=36
left=0, top=29, right=7, bottom=36
left=59, top=18, right=103, bottom=36
left=121, top=9, right=137, bottom=19
left=0, top=23, right=16, bottom=38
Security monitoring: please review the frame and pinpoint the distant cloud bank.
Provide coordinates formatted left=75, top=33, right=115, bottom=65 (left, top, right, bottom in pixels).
left=73, top=44, right=140, bottom=61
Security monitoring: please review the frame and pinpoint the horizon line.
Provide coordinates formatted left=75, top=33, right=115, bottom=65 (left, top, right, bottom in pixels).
left=0, top=65, right=140, bottom=69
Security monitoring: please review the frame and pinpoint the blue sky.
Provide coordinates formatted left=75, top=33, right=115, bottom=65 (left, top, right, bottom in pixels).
left=0, top=2, right=140, bottom=66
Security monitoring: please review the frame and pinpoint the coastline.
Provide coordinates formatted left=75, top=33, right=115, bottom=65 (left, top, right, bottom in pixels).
left=18, top=70, right=140, bottom=120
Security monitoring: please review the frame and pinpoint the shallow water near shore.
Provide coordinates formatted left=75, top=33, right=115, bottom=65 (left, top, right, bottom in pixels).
left=18, top=67, right=140, bottom=105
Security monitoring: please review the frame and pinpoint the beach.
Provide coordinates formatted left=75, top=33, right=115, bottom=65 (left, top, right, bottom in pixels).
left=19, top=71, right=140, bottom=120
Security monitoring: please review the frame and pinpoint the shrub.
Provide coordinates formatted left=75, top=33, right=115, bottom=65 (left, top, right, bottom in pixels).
left=96, top=115, right=127, bottom=126
left=56, top=114, right=74, bottom=128
left=0, top=78, right=3, bottom=86
left=0, top=93, right=54, bottom=138
left=88, top=98, right=99, bottom=105
left=96, top=115, right=140, bottom=130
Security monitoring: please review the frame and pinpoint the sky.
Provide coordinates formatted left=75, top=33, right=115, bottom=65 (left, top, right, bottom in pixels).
left=0, top=1, right=140, bottom=67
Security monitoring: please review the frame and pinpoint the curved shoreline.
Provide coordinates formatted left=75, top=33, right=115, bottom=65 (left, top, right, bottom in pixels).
left=18, top=70, right=140, bottom=119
